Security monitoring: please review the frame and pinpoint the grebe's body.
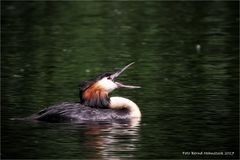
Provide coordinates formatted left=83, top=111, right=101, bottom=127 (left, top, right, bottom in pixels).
left=31, top=102, right=129, bottom=122
left=28, top=97, right=140, bottom=122
left=22, top=63, right=141, bottom=123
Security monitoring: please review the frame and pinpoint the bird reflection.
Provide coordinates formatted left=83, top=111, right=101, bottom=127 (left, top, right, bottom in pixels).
left=81, top=118, right=141, bottom=159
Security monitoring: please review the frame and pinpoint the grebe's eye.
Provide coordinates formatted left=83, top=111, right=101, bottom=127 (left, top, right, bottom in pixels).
left=107, top=77, right=112, bottom=80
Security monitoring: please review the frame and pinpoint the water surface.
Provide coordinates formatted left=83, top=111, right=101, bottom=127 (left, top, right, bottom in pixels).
left=1, top=1, right=239, bottom=159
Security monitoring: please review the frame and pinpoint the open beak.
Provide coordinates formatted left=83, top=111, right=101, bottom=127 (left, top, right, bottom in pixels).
left=110, top=62, right=141, bottom=89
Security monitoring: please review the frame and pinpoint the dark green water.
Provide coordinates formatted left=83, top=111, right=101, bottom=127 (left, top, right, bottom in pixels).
left=1, top=1, right=239, bottom=159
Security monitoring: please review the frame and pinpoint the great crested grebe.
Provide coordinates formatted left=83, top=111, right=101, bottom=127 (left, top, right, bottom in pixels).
left=21, top=62, right=141, bottom=123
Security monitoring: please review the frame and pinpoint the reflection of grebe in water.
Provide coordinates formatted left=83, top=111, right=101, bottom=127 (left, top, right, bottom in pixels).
left=83, top=121, right=140, bottom=159
left=20, top=62, right=141, bottom=123
left=55, top=119, right=140, bottom=159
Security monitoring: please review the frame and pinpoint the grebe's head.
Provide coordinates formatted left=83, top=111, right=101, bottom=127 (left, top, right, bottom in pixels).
left=79, top=62, right=140, bottom=108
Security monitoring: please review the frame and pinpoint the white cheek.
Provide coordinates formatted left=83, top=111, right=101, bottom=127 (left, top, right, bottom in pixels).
left=98, top=78, right=118, bottom=92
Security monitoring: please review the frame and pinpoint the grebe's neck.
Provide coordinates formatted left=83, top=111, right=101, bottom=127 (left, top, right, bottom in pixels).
left=109, top=97, right=141, bottom=118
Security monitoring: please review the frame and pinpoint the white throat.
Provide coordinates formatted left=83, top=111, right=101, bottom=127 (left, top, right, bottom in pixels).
left=109, top=97, right=141, bottom=118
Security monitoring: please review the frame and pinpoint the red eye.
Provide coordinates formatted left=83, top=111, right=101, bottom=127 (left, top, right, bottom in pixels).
left=107, top=77, right=111, bottom=80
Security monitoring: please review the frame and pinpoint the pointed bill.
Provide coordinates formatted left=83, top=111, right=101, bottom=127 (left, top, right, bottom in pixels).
left=110, top=62, right=135, bottom=80
left=110, top=62, right=141, bottom=89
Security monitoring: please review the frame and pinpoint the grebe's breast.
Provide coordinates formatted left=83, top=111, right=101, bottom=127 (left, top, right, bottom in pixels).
left=30, top=102, right=130, bottom=123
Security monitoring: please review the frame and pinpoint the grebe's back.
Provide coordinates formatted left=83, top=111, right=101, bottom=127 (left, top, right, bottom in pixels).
left=29, top=102, right=130, bottom=122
